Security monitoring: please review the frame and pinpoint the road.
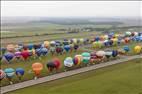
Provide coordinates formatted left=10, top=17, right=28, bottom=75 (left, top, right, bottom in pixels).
left=1, top=54, right=141, bottom=94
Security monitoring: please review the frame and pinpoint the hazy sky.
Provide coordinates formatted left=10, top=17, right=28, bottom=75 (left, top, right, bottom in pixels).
left=1, top=1, right=142, bottom=17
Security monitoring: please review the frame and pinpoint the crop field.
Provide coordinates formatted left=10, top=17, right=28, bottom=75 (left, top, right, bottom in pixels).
left=6, top=58, right=142, bottom=94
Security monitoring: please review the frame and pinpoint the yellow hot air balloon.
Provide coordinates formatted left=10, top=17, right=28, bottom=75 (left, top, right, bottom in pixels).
left=134, top=46, right=141, bottom=54
left=44, top=41, right=50, bottom=48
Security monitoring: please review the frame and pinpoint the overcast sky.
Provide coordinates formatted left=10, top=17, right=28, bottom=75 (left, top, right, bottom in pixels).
left=1, top=1, right=142, bottom=17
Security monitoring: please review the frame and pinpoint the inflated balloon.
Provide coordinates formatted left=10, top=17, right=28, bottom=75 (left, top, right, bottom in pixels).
left=92, top=41, right=102, bottom=48
left=64, top=45, right=71, bottom=52
left=64, top=57, right=74, bottom=67
left=96, top=51, right=105, bottom=58
left=4, top=68, right=15, bottom=84
left=81, top=52, right=90, bottom=64
left=125, top=31, right=131, bottom=36
left=16, top=68, right=24, bottom=80
left=1, top=47, right=6, bottom=55
left=123, top=46, right=130, bottom=52
left=32, top=63, right=43, bottom=78
left=112, top=50, right=118, bottom=57
left=105, top=50, right=112, bottom=59
left=134, top=46, right=141, bottom=54
left=94, top=36, right=100, bottom=41
left=74, top=44, right=79, bottom=51
left=75, top=55, right=83, bottom=65
left=21, top=50, right=29, bottom=60
left=124, top=37, right=130, bottom=43
left=50, top=47, right=56, bottom=55
left=50, top=41, right=56, bottom=47
left=0, top=70, right=6, bottom=80
left=72, top=38, right=77, bottom=44
left=6, top=44, right=15, bottom=52
left=3, top=52, right=15, bottom=63
left=14, top=51, right=22, bottom=59
left=56, top=46, right=63, bottom=55
left=44, top=41, right=50, bottom=48
left=46, top=61, right=56, bottom=72
left=53, top=58, right=61, bottom=69
left=28, top=43, right=33, bottom=50
left=73, top=57, right=80, bottom=65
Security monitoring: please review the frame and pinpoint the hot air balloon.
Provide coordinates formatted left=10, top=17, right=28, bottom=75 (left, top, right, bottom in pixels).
left=53, top=58, right=61, bottom=70
left=46, top=61, right=56, bottom=72
left=96, top=51, right=105, bottom=58
left=21, top=50, right=30, bottom=60
left=125, top=31, right=132, bottom=37
left=64, top=57, right=74, bottom=68
left=4, top=68, right=15, bottom=84
left=134, top=46, right=141, bottom=54
left=123, top=46, right=130, bottom=52
left=14, top=51, right=22, bottom=60
left=15, top=68, right=24, bottom=80
left=64, top=45, right=71, bottom=53
left=105, top=50, right=112, bottom=59
left=50, top=47, right=56, bottom=55
left=81, top=52, right=90, bottom=65
left=2, top=52, right=15, bottom=64
left=0, top=70, right=6, bottom=80
left=28, top=43, right=33, bottom=50
left=32, top=63, right=43, bottom=79
left=6, top=44, right=15, bottom=52
left=75, top=55, right=83, bottom=65
left=56, top=46, right=63, bottom=55
left=73, top=44, right=79, bottom=51
left=112, top=50, right=118, bottom=57
left=43, top=41, right=50, bottom=48
left=73, top=57, right=80, bottom=65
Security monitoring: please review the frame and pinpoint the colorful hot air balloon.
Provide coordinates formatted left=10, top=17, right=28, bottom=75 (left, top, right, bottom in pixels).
left=2, top=52, right=15, bottom=63
left=64, top=57, right=74, bottom=68
left=4, top=68, right=15, bottom=84
left=14, top=51, right=22, bottom=59
left=0, top=69, right=6, bottom=80
left=46, top=61, right=56, bottom=72
left=6, top=44, right=15, bottom=52
left=32, top=63, right=43, bottom=79
left=75, top=55, right=83, bottom=65
left=134, top=46, right=141, bottom=54
left=81, top=52, right=90, bottom=64
left=15, top=68, right=25, bottom=80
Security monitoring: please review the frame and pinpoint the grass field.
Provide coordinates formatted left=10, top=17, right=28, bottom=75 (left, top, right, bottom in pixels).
left=0, top=49, right=85, bottom=86
left=6, top=58, right=142, bottom=94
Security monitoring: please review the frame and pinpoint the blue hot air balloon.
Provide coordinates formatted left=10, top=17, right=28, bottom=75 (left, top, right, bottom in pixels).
left=112, top=50, right=118, bottom=57
left=4, top=68, right=15, bottom=84
left=123, top=46, right=130, bottom=52
left=64, top=45, right=71, bottom=52
left=16, top=68, right=24, bottom=80
left=3, top=52, right=15, bottom=63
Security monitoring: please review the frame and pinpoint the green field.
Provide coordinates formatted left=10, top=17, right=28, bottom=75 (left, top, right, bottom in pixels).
left=6, top=59, right=142, bottom=94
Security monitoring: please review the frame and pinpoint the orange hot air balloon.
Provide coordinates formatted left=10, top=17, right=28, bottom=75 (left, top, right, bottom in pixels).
left=32, top=63, right=43, bottom=78
left=6, top=44, right=15, bottom=52
left=44, top=41, right=50, bottom=48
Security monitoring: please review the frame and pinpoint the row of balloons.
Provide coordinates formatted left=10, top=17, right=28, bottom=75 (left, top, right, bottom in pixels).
left=1, top=31, right=142, bottom=64
left=1, top=45, right=142, bottom=84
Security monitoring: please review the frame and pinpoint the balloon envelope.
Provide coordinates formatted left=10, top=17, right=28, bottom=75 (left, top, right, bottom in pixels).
left=32, top=63, right=43, bottom=76
left=16, top=68, right=24, bottom=76
left=0, top=70, right=6, bottom=80
left=64, top=57, right=74, bottom=67
left=4, top=68, right=15, bottom=78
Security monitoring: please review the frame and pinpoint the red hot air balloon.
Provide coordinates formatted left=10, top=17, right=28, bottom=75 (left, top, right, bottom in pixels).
left=21, top=50, right=30, bottom=60
left=53, top=58, right=61, bottom=70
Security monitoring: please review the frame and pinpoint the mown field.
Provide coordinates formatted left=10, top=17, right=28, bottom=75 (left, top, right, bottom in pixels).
left=1, top=41, right=141, bottom=86
left=6, top=58, right=142, bottom=94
